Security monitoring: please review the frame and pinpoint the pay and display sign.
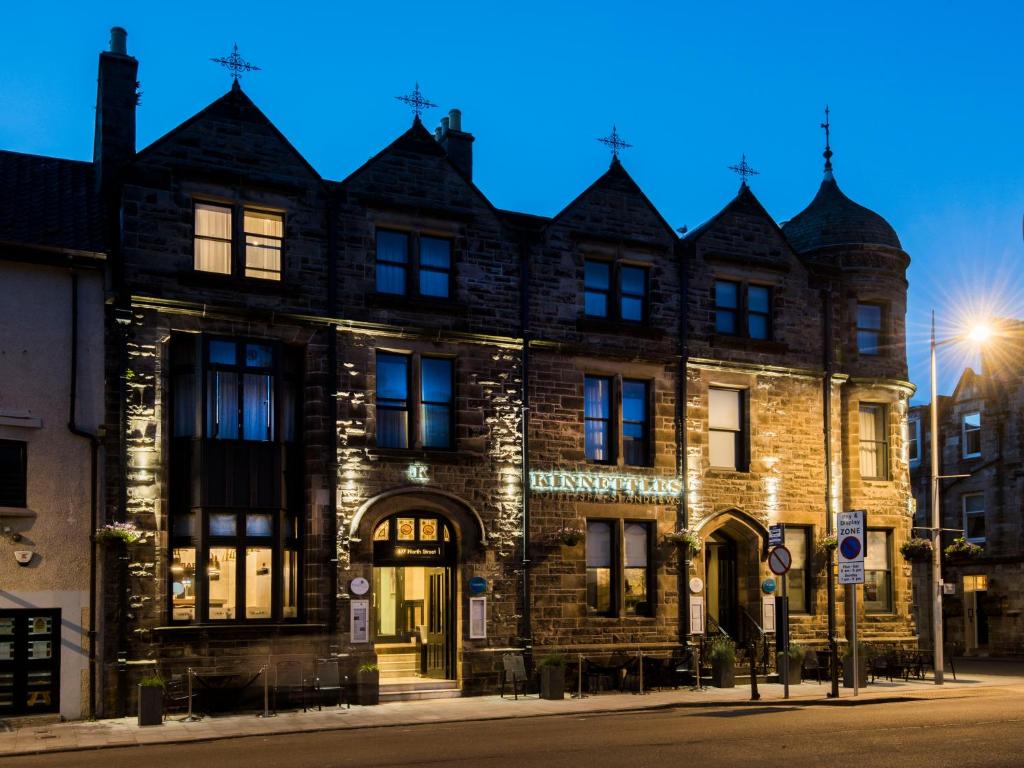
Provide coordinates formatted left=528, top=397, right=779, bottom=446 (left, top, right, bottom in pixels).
left=837, top=509, right=866, bottom=585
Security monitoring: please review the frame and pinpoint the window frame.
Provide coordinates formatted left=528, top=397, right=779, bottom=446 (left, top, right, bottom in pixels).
left=374, top=228, right=454, bottom=300
left=962, top=411, right=981, bottom=459
left=856, top=302, right=884, bottom=356
left=858, top=403, right=889, bottom=480
left=908, top=415, right=921, bottom=467
left=585, top=518, right=655, bottom=619
left=202, top=337, right=278, bottom=443
left=863, top=529, right=893, bottom=614
left=375, top=350, right=457, bottom=452
left=713, top=279, right=773, bottom=340
left=962, top=493, right=986, bottom=544
left=583, top=374, right=654, bottom=467
left=419, top=356, right=455, bottom=450
left=582, top=258, right=648, bottom=324
left=242, top=208, right=285, bottom=281
left=783, top=526, right=812, bottom=614
left=192, top=199, right=286, bottom=281
left=0, top=439, right=27, bottom=508
left=708, top=387, right=748, bottom=472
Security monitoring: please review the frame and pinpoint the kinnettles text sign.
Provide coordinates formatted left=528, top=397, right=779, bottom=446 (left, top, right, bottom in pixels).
left=529, top=471, right=682, bottom=501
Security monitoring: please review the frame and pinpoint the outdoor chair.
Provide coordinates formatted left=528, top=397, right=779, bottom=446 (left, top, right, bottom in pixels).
left=801, top=649, right=825, bottom=684
left=584, top=657, right=619, bottom=693
left=273, top=659, right=308, bottom=713
left=162, top=672, right=191, bottom=717
left=500, top=654, right=528, bottom=700
left=870, top=653, right=893, bottom=682
left=314, top=658, right=349, bottom=710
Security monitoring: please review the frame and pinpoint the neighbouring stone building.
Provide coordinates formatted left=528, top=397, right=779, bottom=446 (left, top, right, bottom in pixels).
left=2, top=28, right=920, bottom=718
left=910, top=321, right=1024, bottom=656
left=0, top=151, right=106, bottom=719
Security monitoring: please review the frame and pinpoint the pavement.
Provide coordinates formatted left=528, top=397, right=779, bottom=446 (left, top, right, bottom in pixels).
left=2, top=658, right=1023, bottom=760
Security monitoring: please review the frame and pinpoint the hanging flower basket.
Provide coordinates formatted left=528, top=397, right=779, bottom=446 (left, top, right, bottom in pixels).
left=817, top=535, right=838, bottom=556
left=552, top=526, right=585, bottom=547
left=944, top=537, right=983, bottom=562
left=900, top=537, right=933, bottom=563
left=96, top=521, right=145, bottom=545
left=663, top=529, right=701, bottom=555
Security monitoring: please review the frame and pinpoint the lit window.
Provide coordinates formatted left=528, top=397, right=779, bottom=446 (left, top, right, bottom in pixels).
left=908, top=415, right=921, bottom=466
left=784, top=527, right=811, bottom=613
left=204, top=340, right=275, bottom=442
left=244, top=210, right=283, bottom=280
left=962, top=412, right=981, bottom=458
left=194, top=202, right=232, bottom=274
left=584, top=376, right=612, bottom=462
left=623, top=522, right=651, bottom=616
left=709, top=388, right=745, bottom=470
left=963, top=494, right=985, bottom=543
left=864, top=530, right=892, bottom=613
left=586, top=521, right=613, bottom=616
left=171, top=548, right=196, bottom=621
left=859, top=403, right=888, bottom=479
left=856, top=303, right=883, bottom=355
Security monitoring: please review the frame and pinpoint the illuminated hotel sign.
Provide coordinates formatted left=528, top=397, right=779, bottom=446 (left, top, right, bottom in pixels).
left=529, top=471, right=682, bottom=501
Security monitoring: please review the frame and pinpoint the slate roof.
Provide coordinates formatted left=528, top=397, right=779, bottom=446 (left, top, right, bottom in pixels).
left=781, top=173, right=901, bottom=253
left=0, top=150, right=103, bottom=254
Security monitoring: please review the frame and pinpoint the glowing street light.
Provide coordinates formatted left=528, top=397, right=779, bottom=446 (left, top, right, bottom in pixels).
left=928, top=314, right=995, bottom=684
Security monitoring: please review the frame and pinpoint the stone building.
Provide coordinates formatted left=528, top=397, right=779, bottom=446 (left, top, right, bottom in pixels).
left=910, top=322, right=1024, bottom=656
left=4, top=28, right=920, bottom=716
left=0, top=150, right=106, bottom=719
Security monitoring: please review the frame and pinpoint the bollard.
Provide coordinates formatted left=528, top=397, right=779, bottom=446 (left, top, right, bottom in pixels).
left=749, top=639, right=760, bottom=701
left=182, top=667, right=202, bottom=722
left=572, top=653, right=587, bottom=699
left=637, top=650, right=644, bottom=695
left=258, top=662, right=274, bottom=718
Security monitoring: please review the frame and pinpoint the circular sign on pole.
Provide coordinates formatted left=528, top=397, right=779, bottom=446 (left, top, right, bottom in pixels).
left=840, top=536, right=862, bottom=560
left=762, top=578, right=777, bottom=594
left=768, top=545, right=792, bottom=576
left=349, top=577, right=370, bottom=596
left=469, top=576, right=488, bottom=595
left=689, top=577, right=704, bottom=594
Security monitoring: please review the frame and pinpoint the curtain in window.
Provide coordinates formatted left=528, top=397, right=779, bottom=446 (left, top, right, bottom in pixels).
left=208, top=371, right=239, bottom=439
left=864, top=530, right=891, bottom=613
left=195, top=203, right=232, bottom=274
left=859, top=406, right=884, bottom=477
left=421, top=358, right=452, bottom=448
left=586, top=521, right=613, bottom=615
left=376, top=231, right=408, bottom=294
left=244, top=211, right=283, bottom=280
left=624, top=523, right=649, bottom=615
left=584, top=376, right=611, bottom=460
left=376, top=353, right=409, bottom=448
left=709, top=388, right=741, bottom=469
left=243, top=373, right=274, bottom=441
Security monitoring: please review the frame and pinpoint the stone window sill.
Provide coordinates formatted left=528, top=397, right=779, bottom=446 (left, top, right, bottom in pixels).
left=576, top=317, right=664, bottom=339
left=711, top=334, right=788, bottom=354
left=368, top=293, right=466, bottom=315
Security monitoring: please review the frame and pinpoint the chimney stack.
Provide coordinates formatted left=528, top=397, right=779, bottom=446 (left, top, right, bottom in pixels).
left=93, top=26, right=138, bottom=190
left=438, top=108, right=474, bottom=181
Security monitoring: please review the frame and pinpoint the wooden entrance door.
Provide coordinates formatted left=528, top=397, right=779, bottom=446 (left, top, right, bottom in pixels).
left=425, top=567, right=451, bottom=678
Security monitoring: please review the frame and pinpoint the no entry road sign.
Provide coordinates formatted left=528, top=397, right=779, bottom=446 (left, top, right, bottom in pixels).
left=768, top=545, right=792, bottom=576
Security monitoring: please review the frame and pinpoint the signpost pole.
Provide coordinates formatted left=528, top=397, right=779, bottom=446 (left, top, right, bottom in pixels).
left=781, top=576, right=789, bottom=700
left=852, top=587, right=859, bottom=697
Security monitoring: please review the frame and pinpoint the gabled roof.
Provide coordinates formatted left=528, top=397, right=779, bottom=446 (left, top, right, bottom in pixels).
left=682, top=182, right=794, bottom=253
left=133, top=82, right=321, bottom=180
left=550, top=158, right=678, bottom=241
left=951, top=367, right=985, bottom=402
left=0, top=151, right=103, bottom=255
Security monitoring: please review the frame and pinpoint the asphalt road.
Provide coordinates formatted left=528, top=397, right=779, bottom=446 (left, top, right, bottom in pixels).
left=10, top=688, right=1024, bottom=768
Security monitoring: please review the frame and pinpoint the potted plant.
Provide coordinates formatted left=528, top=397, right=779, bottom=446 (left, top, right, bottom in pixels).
left=817, top=534, right=838, bottom=559
left=553, top=526, right=585, bottom=547
left=841, top=645, right=869, bottom=688
left=663, top=529, right=701, bottom=557
left=356, top=663, right=379, bottom=705
left=900, top=537, right=933, bottom=563
left=944, top=537, right=983, bottom=563
left=96, top=521, right=145, bottom=545
left=708, top=637, right=736, bottom=688
left=779, top=645, right=804, bottom=685
left=538, top=652, right=566, bottom=700
left=137, top=674, right=164, bottom=726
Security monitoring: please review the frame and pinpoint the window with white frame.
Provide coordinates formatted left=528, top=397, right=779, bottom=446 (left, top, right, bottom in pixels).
left=908, top=415, right=921, bottom=466
left=962, top=412, right=981, bottom=458
left=864, top=530, right=892, bottom=613
left=963, top=493, right=985, bottom=543
left=709, top=388, right=746, bottom=471
left=859, top=403, right=888, bottom=480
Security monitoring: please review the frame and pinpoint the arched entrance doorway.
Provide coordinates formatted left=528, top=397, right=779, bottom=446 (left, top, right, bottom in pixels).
left=705, top=531, right=739, bottom=639
left=698, top=509, right=769, bottom=644
left=371, top=512, right=456, bottom=680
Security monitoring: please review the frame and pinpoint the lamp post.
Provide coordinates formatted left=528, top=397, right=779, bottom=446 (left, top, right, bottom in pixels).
left=928, top=313, right=992, bottom=685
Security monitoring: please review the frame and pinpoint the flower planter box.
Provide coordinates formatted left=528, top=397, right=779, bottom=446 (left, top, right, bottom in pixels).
left=841, top=658, right=868, bottom=688
left=540, top=666, right=565, bottom=700
left=711, top=660, right=735, bottom=688
left=137, top=685, right=163, bottom=726
left=356, top=670, right=379, bottom=706
left=778, top=656, right=802, bottom=685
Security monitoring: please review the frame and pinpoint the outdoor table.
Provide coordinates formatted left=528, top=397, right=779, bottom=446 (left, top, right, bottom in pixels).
left=193, top=668, right=263, bottom=714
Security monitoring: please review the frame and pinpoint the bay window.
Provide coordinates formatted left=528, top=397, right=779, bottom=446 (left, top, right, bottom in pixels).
left=859, top=403, right=888, bottom=479
left=864, top=530, right=893, bottom=613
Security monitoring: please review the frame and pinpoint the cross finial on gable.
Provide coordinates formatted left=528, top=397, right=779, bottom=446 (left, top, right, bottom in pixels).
left=211, top=43, right=261, bottom=83
left=728, top=153, right=759, bottom=186
left=597, top=125, right=632, bottom=162
left=821, top=104, right=834, bottom=174
left=395, top=82, right=438, bottom=120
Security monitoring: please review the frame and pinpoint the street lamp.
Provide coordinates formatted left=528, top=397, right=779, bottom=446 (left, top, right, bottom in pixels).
left=928, top=312, right=993, bottom=684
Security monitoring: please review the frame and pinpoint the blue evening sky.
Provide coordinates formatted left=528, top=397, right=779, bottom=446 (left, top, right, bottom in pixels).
left=2, top=1, right=1021, bottom=401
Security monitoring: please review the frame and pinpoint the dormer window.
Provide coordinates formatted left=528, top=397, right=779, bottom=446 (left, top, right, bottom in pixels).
left=714, top=280, right=772, bottom=340
left=584, top=259, right=647, bottom=322
left=375, top=229, right=453, bottom=299
left=193, top=201, right=283, bottom=281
